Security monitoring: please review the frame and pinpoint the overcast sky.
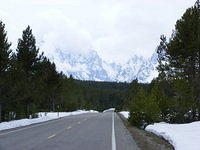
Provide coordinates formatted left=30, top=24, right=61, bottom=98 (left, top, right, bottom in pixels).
left=0, top=0, right=196, bottom=63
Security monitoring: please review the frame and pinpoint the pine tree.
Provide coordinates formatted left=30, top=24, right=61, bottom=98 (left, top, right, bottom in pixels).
left=167, top=3, right=200, bottom=79
left=15, top=26, right=40, bottom=118
left=154, top=1, right=200, bottom=122
left=0, top=21, right=11, bottom=122
left=16, top=26, right=39, bottom=76
left=36, top=57, right=62, bottom=112
left=0, top=21, right=11, bottom=73
left=156, top=35, right=168, bottom=80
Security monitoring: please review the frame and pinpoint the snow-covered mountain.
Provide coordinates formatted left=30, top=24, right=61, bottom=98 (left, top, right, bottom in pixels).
left=44, top=49, right=158, bottom=83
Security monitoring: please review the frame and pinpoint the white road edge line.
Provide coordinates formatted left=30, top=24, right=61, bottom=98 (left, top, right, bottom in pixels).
left=112, top=112, right=116, bottom=150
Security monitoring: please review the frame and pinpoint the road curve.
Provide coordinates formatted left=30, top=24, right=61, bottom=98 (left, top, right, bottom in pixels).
left=0, top=112, right=139, bottom=150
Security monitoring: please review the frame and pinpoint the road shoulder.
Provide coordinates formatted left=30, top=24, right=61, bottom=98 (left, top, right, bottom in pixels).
left=118, top=114, right=174, bottom=150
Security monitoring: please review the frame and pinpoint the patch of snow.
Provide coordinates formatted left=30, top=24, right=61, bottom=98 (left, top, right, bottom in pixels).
left=119, top=111, right=130, bottom=119
left=0, top=110, right=98, bottom=131
left=145, top=121, right=200, bottom=150
left=103, top=108, right=115, bottom=113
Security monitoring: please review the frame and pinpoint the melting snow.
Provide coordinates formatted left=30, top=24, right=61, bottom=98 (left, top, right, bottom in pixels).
left=145, top=121, right=200, bottom=150
left=0, top=110, right=98, bottom=131
left=119, top=111, right=130, bottom=119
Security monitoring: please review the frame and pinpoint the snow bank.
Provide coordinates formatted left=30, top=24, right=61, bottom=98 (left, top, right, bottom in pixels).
left=0, top=110, right=98, bottom=131
left=145, top=121, right=200, bottom=150
left=38, top=110, right=98, bottom=118
left=103, top=108, right=115, bottom=113
left=119, top=111, right=130, bottom=119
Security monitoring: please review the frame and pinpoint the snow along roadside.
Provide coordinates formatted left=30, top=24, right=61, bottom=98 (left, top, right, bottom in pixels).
left=119, top=111, right=200, bottom=150
left=119, top=111, right=130, bottom=119
left=145, top=121, right=200, bottom=150
left=0, top=110, right=98, bottom=131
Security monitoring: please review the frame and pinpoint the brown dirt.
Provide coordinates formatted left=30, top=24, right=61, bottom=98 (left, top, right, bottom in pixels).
left=118, top=114, right=174, bottom=150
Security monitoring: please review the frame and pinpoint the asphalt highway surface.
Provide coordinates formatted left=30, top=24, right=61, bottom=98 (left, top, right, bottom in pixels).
left=0, top=111, right=139, bottom=150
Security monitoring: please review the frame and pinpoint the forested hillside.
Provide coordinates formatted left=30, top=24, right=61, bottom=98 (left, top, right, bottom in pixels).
left=76, top=80, right=129, bottom=111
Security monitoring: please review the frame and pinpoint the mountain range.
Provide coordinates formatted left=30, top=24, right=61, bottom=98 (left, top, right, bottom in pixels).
left=44, top=49, right=158, bottom=83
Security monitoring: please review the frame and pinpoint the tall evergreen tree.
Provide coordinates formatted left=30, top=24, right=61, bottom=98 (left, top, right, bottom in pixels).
left=167, top=2, right=200, bottom=79
left=16, top=26, right=39, bottom=76
left=36, top=57, right=62, bottom=112
left=0, top=21, right=11, bottom=73
left=154, top=1, right=200, bottom=121
left=15, top=26, right=41, bottom=118
left=0, top=21, right=11, bottom=122
left=156, top=35, right=168, bottom=80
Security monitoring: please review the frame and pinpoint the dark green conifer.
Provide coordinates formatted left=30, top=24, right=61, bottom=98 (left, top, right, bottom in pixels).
left=0, top=21, right=11, bottom=122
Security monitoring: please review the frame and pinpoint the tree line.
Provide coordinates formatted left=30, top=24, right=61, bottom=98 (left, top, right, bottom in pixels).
left=76, top=80, right=129, bottom=111
left=125, top=1, right=200, bottom=128
left=0, top=23, right=128, bottom=122
left=0, top=24, right=72, bottom=122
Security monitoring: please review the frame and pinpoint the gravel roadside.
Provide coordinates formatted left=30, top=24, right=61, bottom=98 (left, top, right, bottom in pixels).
left=118, top=114, right=174, bottom=150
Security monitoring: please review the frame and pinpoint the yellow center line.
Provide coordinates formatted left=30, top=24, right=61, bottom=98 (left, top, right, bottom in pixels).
left=47, top=117, right=92, bottom=139
left=48, top=133, right=57, bottom=139
left=66, top=126, right=73, bottom=130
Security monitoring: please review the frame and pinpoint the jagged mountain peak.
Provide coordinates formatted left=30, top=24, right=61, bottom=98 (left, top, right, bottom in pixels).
left=44, top=49, right=158, bottom=83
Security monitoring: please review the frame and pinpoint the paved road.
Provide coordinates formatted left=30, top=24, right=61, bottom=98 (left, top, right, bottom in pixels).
left=0, top=112, right=139, bottom=150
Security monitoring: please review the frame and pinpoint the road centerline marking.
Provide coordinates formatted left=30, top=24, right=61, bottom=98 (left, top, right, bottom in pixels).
left=66, top=126, right=72, bottom=130
left=48, top=133, right=57, bottom=139
left=112, top=112, right=116, bottom=150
